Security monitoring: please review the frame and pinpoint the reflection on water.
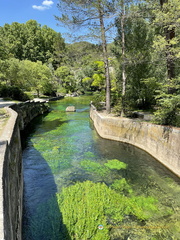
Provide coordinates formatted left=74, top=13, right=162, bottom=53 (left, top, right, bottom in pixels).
left=22, top=96, right=180, bottom=240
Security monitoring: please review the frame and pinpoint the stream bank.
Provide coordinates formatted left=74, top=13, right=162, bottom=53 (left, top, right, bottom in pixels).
left=90, top=105, right=180, bottom=177
left=0, top=101, right=49, bottom=240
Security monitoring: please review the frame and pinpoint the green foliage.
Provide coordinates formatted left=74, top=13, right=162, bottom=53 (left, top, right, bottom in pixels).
left=55, top=66, right=76, bottom=93
left=0, top=20, right=65, bottom=66
left=152, top=0, right=180, bottom=61
left=64, top=42, right=102, bottom=68
left=28, top=60, right=53, bottom=96
left=82, top=77, right=93, bottom=91
left=0, top=20, right=67, bottom=97
left=104, top=159, right=127, bottom=170
left=0, top=85, right=29, bottom=101
left=57, top=180, right=159, bottom=239
left=92, top=91, right=106, bottom=110
left=153, top=95, right=180, bottom=127
left=91, top=73, right=105, bottom=89
left=0, top=58, right=55, bottom=98
left=114, top=7, right=157, bottom=111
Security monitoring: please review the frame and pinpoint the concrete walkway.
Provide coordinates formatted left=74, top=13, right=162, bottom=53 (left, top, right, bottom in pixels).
left=0, top=98, right=16, bottom=108
left=0, top=99, right=16, bottom=136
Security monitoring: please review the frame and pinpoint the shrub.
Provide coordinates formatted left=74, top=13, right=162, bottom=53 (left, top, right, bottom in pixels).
left=0, top=85, right=30, bottom=101
left=92, top=91, right=106, bottom=110
left=153, top=95, right=180, bottom=127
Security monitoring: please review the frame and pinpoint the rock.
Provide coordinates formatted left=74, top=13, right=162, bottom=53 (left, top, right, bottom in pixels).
left=65, top=92, right=79, bottom=97
left=66, top=106, right=76, bottom=112
left=71, top=92, right=79, bottom=97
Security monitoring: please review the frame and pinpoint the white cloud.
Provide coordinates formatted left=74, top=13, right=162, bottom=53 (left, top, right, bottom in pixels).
left=32, top=0, right=54, bottom=11
left=32, top=5, right=48, bottom=11
left=42, top=0, right=54, bottom=7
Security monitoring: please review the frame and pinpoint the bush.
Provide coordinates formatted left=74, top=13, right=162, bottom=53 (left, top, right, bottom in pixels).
left=92, top=91, right=106, bottom=110
left=153, top=96, right=180, bottom=127
left=24, top=92, right=34, bottom=100
left=0, top=85, right=30, bottom=101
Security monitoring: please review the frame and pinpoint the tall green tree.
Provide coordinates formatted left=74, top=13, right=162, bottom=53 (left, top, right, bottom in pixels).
left=113, top=2, right=157, bottom=112
left=55, top=0, right=120, bottom=113
left=151, top=0, right=180, bottom=126
left=55, top=66, right=76, bottom=93
left=0, top=58, right=54, bottom=97
left=0, top=20, right=65, bottom=67
left=29, top=61, right=53, bottom=97
left=152, top=0, right=180, bottom=90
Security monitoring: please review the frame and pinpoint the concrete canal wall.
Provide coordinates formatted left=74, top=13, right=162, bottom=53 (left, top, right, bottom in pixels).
left=0, top=101, right=49, bottom=240
left=90, top=106, right=180, bottom=177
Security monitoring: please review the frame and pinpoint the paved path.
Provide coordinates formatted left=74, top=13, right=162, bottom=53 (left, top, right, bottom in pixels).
left=0, top=98, right=16, bottom=108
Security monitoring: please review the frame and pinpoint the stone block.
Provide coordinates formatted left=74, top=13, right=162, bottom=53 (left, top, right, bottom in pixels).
left=66, top=106, right=76, bottom=112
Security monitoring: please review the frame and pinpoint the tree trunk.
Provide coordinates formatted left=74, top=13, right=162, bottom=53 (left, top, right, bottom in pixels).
left=37, top=89, right=40, bottom=97
left=98, top=0, right=111, bottom=114
left=121, top=1, right=126, bottom=117
left=165, top=27, right=175, bottom=81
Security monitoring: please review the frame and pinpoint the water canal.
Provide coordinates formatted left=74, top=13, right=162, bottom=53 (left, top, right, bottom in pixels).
left=22, top=96, right=180, bottom=240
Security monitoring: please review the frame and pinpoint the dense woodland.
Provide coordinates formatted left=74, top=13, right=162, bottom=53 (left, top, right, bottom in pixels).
left=0, top=0, right=180, bottom=126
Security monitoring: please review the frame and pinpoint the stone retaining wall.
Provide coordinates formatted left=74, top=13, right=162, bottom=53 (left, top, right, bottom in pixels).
left=0, top=101, right=49, bottom=240
left=90, top=106, right=180, bottom=177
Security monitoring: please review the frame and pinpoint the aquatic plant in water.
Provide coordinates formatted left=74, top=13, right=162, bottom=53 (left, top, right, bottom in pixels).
left=110, top=178, right=133, bottom=194
left=104, top=159, right=127, bottom=170
left=23, top=96, right=180, bottom=240
left=84, top=151, right=96, bottom=158
left=57, top=180, right=159, bottom=240
left=80, top=159, right=110, bottom=177
left=80, top=159, right=127, bottom=177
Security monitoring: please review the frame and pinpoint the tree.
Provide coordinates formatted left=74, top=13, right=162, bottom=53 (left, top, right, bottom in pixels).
left=152, top=0, right=180, bottom=91
left=64, top=41, right=102, bottom=67
left=55, top=0, right=119, bottom=113
left=30, top=61, right=53, bottom=97
left=3, top=58, right=21, bottom=86
left=0, top=58, right=56, bottom=97
left=159, top=0, right=175, bottom=81
left=0, top=21, right=66, bottom=67
left=119, top=0, right=126, bottom=116
left=151, top=0, right=180, bottom=125
left=112, top=2, right=156, bottom=112
left=55, top=66, right=76, bottom=93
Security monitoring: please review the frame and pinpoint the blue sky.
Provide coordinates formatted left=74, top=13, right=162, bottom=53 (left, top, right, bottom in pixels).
left=0, top=0, right=116, bottom=44
left=0, top=0, right=67, bottom=37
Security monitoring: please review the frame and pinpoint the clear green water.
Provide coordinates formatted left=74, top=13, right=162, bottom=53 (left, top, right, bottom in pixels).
left=22, top=96, right=180, bottom=240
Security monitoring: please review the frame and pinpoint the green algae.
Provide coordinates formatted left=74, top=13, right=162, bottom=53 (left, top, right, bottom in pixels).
left=23, top=96, right=180, bottom=240
left=110, top=178, right=133, bottom=194
left=80, top=159, right=110, bottom=176
left=84, top=151, right=96, bottom=158
left=104, top=159, right=127, bottom=170
left=56, top=180, right=160, bottom=240
left=80, top=159, right=128, bottom=179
